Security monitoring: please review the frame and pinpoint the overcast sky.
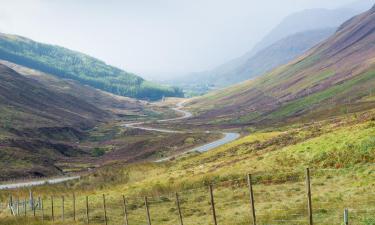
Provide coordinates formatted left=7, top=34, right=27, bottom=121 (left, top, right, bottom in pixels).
left=0, top=0, right=361, bottom=79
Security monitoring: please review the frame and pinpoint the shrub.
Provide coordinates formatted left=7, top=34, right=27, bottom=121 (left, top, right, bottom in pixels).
left=92, top=147, right=106, bottom=157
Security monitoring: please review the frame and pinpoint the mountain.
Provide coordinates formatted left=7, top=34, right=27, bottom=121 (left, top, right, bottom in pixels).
left=174, top=0, right=374, bottom=90
left=0, top=33, right=183, bottom=100
left=251, top=6, right=370, bottom=55
left=187, top=4, right=375, bottom=126
left=203, top=28, right=336, bottom=87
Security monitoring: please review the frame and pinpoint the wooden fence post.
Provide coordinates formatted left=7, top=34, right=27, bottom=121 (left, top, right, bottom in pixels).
left=62, top=196, right=65, bottom=221
left=247, top=174, right=256, bottom=225
left=103, top=194, right=108, bottom=225
left=41, top=198, right=44, bottom=222
left=51, top=196, right=54, bottom=222
left=38, top=197, right=41, bottom=210
left=33, top=200, right=36, bottom=217
left=144, top=196, right=152, bottom=225
left=24, top=198, right=26, bottom=217
left=9, top=195, right=13, bottom=216
left=30, top=190, right=34, bottom=211
left=344, top=208, right=349, bottom=225
left=306, top=168, right=313, bottom=225
left=122, top=195, right=129, bottom=225
left=209, top=184, right=218, bottom=225
left=9, top=195, right=13, bottom=208
left=86, top=196, right=90, bottom=224
left=176, top=192, right=184, bottom=225
left=73, top=193, right=76, bottom=221
left=16, top=197, right=19, bottom=216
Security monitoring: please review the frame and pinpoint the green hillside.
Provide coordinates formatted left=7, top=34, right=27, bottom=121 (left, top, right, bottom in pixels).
left=0, top=33, right=183, bottom=100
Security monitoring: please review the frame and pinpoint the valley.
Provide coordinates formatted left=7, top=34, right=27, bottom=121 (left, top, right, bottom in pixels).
left=0, top=1, right=375, bottom=225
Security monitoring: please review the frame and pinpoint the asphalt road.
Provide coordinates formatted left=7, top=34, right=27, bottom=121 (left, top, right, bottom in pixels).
left=124, top=101, right=240, bottom=162
left=0, top=176, right=80, bottom=190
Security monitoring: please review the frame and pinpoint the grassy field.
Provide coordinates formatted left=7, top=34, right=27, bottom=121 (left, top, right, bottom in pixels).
left=1, top=107, right=374, bottom=224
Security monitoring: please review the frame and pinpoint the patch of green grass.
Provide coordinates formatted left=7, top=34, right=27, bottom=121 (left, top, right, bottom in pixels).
left=267, top=70, right=375, bottom=119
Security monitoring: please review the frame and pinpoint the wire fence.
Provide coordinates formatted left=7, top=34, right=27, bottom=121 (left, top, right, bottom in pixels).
left=1, top=168, right=374, bottom=225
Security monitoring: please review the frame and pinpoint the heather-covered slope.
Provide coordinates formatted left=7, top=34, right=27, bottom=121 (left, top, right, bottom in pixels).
left=0, top=63, right=111, bottom=178
left=0, top=63, right=109, bottom=129
left=0, top=60, right=145, bottom=117
left=0, top=33, right=183, bottom=100
left=188, top=5, right=375, bottom=126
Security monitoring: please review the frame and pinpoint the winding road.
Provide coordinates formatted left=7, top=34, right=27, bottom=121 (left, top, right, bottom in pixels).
left=124, top=101, right=240, bottom=161
left=0, top=176, right=80, bottom=190
left=0, top=101, right=240, bottom=190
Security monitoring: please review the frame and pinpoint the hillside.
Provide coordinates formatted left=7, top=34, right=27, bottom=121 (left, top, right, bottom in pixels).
left=0, top=33, right=183, bottom=100
left=0, top=60, right=145, bottom=117
left=0, top=62, right=112, bottom=178
left=0, top=60, right=202, bottom=179
left=0, top=60, right=177, bottom=179
left=187, top=5, right=375, bottom=126
left=172, top=0, right=373, bottom=91
left=2, top=99, right=374, bottom=225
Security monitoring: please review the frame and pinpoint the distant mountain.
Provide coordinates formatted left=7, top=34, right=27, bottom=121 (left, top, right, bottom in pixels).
left=204, top=28, right=336, bottom=87
left=188, top=4, right=375, bottom=126
left=0, top=33, right=183, bottom=100
left=251, top=6, right=370, bottom=55
left=176, top=0, right=374, bottom=90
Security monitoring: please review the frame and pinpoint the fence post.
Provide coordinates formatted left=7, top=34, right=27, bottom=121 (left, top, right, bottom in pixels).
left=344, top=208, right=349, bottom=225
left=73, top=193, right=76, bottom=221
left=209, top=184, right=218, bottom=225
left=41, top=198, right=44, bottom=222
left=176, top=192, right=184, bottom=225
left=33, top=199, right=36, bottom=217
left=86, top=196, right=90, bottom=224
left=103, top=194, right=108, bottom=225
left=9, top=195, right=13, bottom=216
left=29, top=190, right=34, bottom=211
left=122, top=195, right=129, bottom=225
left=144, top=196, right=152, bottom=225
left=51, top=196, right=54, bottom=222
left=305, top=168, right=313, bottom=225
left=38, top=197, right=41, bottom=210
left=247, top=174, right=256, bottom=225
left=24, top=198, right=26, bottom=217
left=16, top=197, right=20, bottom=216
left=9, top=195, right=13, bottom=208
left=62, top=196, right=65, bottom=221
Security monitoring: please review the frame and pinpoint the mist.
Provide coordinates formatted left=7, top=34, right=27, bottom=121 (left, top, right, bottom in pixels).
left=0, top=0, right=364, bottom=79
